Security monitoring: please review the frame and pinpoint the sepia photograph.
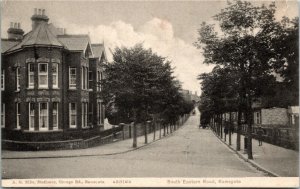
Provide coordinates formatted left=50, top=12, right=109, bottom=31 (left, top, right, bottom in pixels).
left=0, top=0, right=299, bottom=187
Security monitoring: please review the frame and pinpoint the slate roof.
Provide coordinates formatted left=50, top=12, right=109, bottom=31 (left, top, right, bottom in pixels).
left=91, top=43, right=105, bottom=58
left=7, top=22, right=64, bottom=53
left=57, top=35, right=91, bottom=52
left=1, top=39, right=19, bottom=53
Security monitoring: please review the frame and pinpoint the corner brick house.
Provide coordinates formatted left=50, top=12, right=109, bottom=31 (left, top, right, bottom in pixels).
left=1, top=9, right=106, bottom=142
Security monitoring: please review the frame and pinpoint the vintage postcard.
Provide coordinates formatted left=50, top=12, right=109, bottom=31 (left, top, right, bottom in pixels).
left=0, top=0, right=299, bottom=188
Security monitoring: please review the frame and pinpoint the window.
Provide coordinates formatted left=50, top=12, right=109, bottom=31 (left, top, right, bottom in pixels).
left=96, top=71, right=99, bottom=91
left=256, top=112, right=261, bottom=124
left=97, top=102, right=102, bottom=125
left=85, top=68, right=88, bottom=90
left=82, top=102, right=88, bottom=128
left=89, top=71, right=93, bottom=89
left=53, top=102, right=58, bottom=130
left=81, top=67, right=85, bottom=89
left=39, top=102, right=48, bottom=130
left=69, top=103, right=77, bottom=128
left=99, top=72, right=103, bottom=92
left=81, top=67, right=88, bottom=90
left=1, top=69, right=4, bottom=90
left=16, top=67, right=20, bottom=91
left=52, top=63, right=58, bottom=88
left=38, top=64, right=48, bottom=88
left=28, top=64, right=34, bottom=88
left=69, top=68, right=76, bottom=89
left=16, top=103, right=20, bottom=129
left=29, top=103, right=35, bottom=131
left=1, top=103, right=5, bottom=128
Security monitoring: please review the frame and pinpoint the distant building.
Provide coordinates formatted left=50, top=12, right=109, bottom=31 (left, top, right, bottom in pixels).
left=1, top=9, right=106, bottom=141
left=180, top=90, right=200, bottom=103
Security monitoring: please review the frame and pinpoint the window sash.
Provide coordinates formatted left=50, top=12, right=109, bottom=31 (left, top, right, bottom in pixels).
left=28, top=64, right=34, bottom=88
left=1, top=70, right=4, bottom=90
left=16, top=67, right=20, bottom=91
left=69, top=68, right=76, bottom=89
left=38, top=64, right=48, bottom=88
left=39, top=102, right=48, bottom=130
left=29, top=103, right=35, bottom=131
left=97, top=102, right=102, bottom=125
left=53, top=102, right=58, bottom=129
left=1, top=103, right=5, bottom=128
left=69, top=103, right=77, bottom=128
left=16, top=103, right=20, bottom=129
left=52, top=64, right=58, bottom=88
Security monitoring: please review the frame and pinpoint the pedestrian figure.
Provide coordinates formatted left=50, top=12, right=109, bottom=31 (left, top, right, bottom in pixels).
left=257, top=126, right=264, bottom=146
left=224, top=123, right=229, bottom=141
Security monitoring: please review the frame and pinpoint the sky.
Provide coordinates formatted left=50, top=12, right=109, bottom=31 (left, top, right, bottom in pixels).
left=1, top=0, right=298, bottom=95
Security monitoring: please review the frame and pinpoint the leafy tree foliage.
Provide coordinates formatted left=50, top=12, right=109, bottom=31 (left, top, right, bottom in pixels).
left=195, top=0, right=298, bottom=159
left=103, top=44, right=193, bottom=125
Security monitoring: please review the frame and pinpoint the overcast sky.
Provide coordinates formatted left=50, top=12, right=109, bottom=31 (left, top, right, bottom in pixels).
left=1, top=0, right=298, bottom=95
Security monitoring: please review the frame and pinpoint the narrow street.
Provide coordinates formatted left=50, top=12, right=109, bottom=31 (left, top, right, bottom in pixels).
left=2, top=109, right=265, bottom=178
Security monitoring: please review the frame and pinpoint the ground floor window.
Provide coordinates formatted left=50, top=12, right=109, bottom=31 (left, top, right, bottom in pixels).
left=69, top=103, right=77, bottom=128
left=82, top=102, right=88, bottom=128
left=53, top=102, right=59, bottom=130
left=16, top=103, right=20, bottom=129
left=39, top=102, right=48, bottom=130
left=1, top=103, right=4, bottom=128
left=29, top=103, right=35, bottom=131
left=97, top=102, right=103, bottom=125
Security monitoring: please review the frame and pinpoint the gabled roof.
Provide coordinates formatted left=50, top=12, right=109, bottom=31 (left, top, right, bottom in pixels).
left=1, top=39, right=19, bottom=53
left=91, top=43, right=105, bottom=58
left=6, top=22, right=64, bottom=53
left=57, top=34, right=91, bottom=52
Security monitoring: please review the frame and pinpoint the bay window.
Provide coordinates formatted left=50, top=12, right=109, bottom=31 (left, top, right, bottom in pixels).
left=38, top=64, right=48, bottom=88
left=39, top=102, right=48, bottom=130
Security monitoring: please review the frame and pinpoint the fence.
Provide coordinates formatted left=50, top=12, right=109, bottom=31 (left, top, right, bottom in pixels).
left=2, top=114, right=191, bottom=151
left=210, top=121, right=300, bottom=150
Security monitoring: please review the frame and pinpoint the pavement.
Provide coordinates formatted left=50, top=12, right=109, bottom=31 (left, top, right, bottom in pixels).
left=2, top=108, right=267, bottom=178
left=2, top=125, right=176, bottom=159
left=215, top=131, right=299, bottom=177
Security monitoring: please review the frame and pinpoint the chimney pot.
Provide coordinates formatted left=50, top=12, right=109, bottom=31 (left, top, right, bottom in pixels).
left=34, top=8, right=37, bottom=15
left=38, top=9, right=41, bottom=15
left=14, top=22, right=18, bottom=28
left=18, top=23, right=20, bottom=29
left=42, top=9, right=45, bottom=15
left=10, top=22, right=13, bottom=28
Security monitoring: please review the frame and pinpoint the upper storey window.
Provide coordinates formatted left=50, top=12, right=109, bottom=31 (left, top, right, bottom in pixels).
left=52, top=63, right=58, bottom=88
left=16, top=67, right=20, bottom=91
left=28, top=63, right=34, bottom=89
left=69, top=68, right=76, bottom=89
left=38, top=64, right=48, bottom=88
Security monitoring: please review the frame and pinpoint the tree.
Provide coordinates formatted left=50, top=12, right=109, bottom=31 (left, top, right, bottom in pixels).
left=103, top=44, right=192, bottom=126
left=195, top=1, right=283, bottom=159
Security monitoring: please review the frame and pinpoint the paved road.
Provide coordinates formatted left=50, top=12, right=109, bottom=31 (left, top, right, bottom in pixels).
left=2, top=109, right=265, bottom=178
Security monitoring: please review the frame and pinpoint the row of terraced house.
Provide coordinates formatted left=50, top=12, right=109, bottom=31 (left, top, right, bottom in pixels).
left=1, top=9, right=107, bottom=143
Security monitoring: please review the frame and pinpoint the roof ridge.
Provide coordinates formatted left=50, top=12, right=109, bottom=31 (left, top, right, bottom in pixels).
left=57, top=34, right=89, bottom=38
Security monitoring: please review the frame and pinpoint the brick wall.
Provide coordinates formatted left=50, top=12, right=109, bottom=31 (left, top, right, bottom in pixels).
left=261, top=108, right=289, bottom=125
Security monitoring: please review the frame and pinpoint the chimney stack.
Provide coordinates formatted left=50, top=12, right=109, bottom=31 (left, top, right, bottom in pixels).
left=7, top=22, right=24, bottom=41
left=31, top=8, right=49, bottom=30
